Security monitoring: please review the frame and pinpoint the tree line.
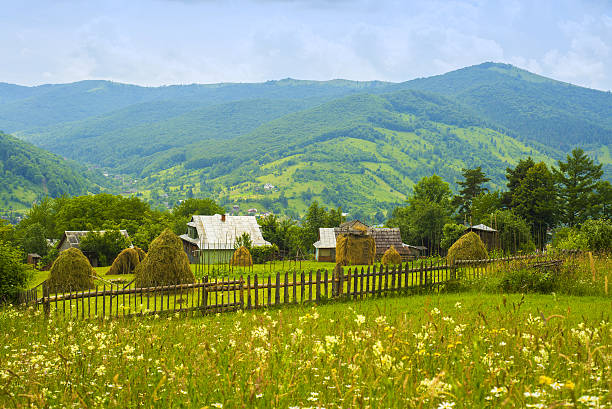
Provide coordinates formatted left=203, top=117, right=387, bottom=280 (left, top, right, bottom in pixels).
left=388, top=148, right=611, bottom=254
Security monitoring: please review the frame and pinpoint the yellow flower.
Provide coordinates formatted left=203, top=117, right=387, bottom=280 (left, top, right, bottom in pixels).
left=538, top=375, right=553, bottom=385
left=565, top=381, right=575, bottom=390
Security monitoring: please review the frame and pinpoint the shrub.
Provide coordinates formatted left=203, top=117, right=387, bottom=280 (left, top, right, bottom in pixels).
left=231, top=246, right=253, bottom=267
left=580, top=218, right=612, bottom=253
left=447, top=232, right=488, bottom=265
left=108, top=248, right=141, bottom=275
left=250, top=244, right=279, bottom=264
left=134, top=229, right=194, bottom=288
left=47, top=248, right=95, bottom=293
left=0, top=241, right=33, bottom=304
left=381, top=246, right=402, bottom=266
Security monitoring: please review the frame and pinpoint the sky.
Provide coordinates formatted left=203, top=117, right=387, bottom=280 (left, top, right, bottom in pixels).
left=1, top=0, right=611, bottom=91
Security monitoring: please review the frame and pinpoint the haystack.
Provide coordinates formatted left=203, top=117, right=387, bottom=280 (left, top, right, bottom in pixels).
left=134, top=229, right=194, bottom=288
left=134, top=247, right=147, bottom=261
left=47, top=248, right=95, bottom=292
left=447, top=231, right=488, bottom=265
left=336, top=233, right=376, bottom=266
left=381, top=245, right=402, bottom=266
left=108, top=248, right=140, bottom=275
left=230, top=246, right=253, bottom=267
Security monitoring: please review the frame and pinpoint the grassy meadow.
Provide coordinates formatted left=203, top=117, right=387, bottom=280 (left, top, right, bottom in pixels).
left=1, top=293, right=610, bottom=408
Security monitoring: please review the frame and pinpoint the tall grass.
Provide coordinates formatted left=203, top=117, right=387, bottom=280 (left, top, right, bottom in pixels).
left=1, top=293, right=610, bottom=408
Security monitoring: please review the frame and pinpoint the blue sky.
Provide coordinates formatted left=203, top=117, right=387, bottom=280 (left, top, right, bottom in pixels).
left=2, top=0, right=611, bottom=90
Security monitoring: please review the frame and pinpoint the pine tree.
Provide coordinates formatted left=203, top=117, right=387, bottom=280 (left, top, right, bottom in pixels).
left=453, top=167, right=490, bottom=223
left=553, top=148, right=603, bottom=226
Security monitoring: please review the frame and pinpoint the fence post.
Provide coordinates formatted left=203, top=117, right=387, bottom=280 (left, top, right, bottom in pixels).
left=43, top=282, right=50, bottom=317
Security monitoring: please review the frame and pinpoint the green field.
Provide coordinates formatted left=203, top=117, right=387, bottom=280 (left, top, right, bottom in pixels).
left=1, top=292, right=610, bottom=408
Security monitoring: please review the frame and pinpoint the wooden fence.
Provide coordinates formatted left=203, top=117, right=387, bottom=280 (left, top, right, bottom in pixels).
left=18, top=252, right=568, bottom=320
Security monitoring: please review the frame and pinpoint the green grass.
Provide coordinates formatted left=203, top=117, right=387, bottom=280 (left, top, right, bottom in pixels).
left=1, top=292, right=610, bottom=408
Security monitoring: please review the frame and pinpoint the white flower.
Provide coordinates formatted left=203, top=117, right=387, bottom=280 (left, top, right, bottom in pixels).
left=94, top=365, right=106, bottom=376
left=211, top=403, right=223, bottom=408
left=355, top=314, right=366, bottom=325
left=438, top=402, right=455, bottom=409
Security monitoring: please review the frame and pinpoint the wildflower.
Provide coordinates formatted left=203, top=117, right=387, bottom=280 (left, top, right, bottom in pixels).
left=325, top=335, right=339, bottom=350
left=355, top=314, right=366, bottom=326
left=211, top=403, right=223, bottom=408
left=95, top=365, right=106, bottom=376
left=454, top=301, right=462, bottom=309
left=438, top=402, right=455, bottom=409
left=538, top=375, right=553, bottom=385
left=564, top=381, right=575, bottom=390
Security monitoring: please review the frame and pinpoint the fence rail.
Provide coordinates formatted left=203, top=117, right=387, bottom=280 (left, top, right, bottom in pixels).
left=18, top=252, right=568, bottom=320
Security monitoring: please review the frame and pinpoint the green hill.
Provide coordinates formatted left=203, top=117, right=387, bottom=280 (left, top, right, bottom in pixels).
left=0, top=132, right=107, bottom=217
left=1, top=62, right=610, bottom=221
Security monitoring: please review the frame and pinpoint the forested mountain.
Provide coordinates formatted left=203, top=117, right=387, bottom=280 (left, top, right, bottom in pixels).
left=1, top=62, right=610, bottom=220
left=0, top=132, right=106, bottom=217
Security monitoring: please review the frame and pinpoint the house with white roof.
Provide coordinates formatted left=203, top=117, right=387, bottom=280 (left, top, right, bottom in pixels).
left=180, top=214, right=270, bottom=264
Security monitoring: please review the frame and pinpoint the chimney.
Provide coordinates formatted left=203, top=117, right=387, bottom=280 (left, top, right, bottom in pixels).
left=221, top=214, right=226, bottom=222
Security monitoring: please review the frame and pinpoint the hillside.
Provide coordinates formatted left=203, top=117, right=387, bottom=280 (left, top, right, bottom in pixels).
left=1, top=63, right=610, bottom=220
left=0, top=132, right=106, bottom=218
left=136, top=90, right=554, bottom=221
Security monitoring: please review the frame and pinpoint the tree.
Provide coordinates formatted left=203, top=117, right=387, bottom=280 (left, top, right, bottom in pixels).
left=503, top=157, right=536, bottom=207
left=453, top=167, right=490, bottom=222
left=594, top=181, right=612, bottom=219
left=470, top=191, right=502, bottom=225
left=80, top=230, right=132, bottom=267
left=553, top=148, right=603, bottom=226
left=512, top=162, right=557, bottom=248
left=440, top=223, right=466, bottom=250
left=20, top=223, right=49, bottom=257
left=171, top=198, right=225, bottom=234
left=387, top=175, right=454, bottom=254
left=303, top=201, right=344, bottom=250
left=487, top=210, right=535, bottom=254
left=0, top=241, right=33, bottom=304
left=259, top=214, right=296, bottom=255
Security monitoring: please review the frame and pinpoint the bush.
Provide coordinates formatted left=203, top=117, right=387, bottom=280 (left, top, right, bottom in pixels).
left=250, top=244, right=279, bottom=264
left=134, top=229, right=194, bottom=288
left=381, top=246, right=402, bottom=266
left=447, top=232, right=488, bottom=265
left=580, top=218, right=612, bottom=252
left=0, top=241, right=33, bottom=304
left=47, top=248, right=95, bottom=293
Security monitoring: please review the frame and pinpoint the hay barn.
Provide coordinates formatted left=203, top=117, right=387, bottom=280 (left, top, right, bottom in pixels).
left=180, top=214, right=270, bottom=264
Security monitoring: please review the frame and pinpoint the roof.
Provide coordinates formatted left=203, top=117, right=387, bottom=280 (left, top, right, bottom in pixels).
left=180, top=214, right=270, bottom=250
left=57, top=230, right=131, bottom=250
left=370, top=228, right=410, bottom=255
left=313, top=228, right=336, bottom=248
left=467, top=224, right=497, bottom=232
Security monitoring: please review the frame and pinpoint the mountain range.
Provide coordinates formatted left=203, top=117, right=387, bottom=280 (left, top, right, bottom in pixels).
left=1, top=62, right=610, bottom=222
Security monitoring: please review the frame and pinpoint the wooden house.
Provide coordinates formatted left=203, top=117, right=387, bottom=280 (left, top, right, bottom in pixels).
left=26, top=253, right=41, bottom=267
left=465, top=224, right=498, bottom=251
left=180, top=214, right=270, bottom=264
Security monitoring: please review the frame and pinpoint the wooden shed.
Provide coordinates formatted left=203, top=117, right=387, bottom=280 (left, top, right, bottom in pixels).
left=465, top=224, right=498, bottom=251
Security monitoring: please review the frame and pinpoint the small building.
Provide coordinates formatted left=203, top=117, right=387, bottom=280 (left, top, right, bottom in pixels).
left=313, top=221, right=419, bottom=262
left=313, top=228, right=337, bottom=262
left=465, top=224, right=498, bottom=251
left=26, top=253, right=41, bottom=267
left=56, top=230, right=131, bottom=267
left=180, top=214, right=271, bottom=264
